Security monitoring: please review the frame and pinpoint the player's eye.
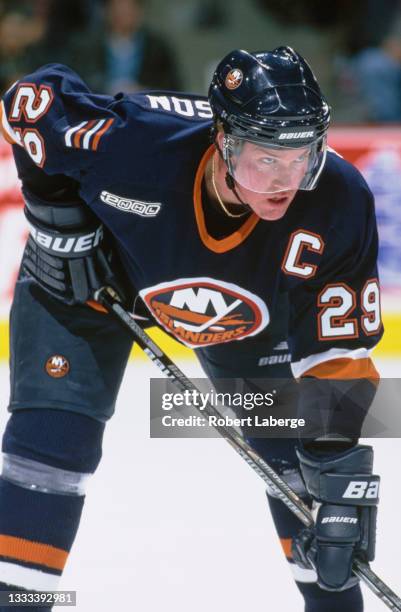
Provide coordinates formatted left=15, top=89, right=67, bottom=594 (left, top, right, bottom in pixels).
left=260, top=156, right=277, bottom=165
left=293, top=153, right=309, bottom=164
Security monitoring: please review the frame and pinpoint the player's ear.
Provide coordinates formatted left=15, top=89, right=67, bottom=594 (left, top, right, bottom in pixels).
left=215, top=130, right=224, bottom=147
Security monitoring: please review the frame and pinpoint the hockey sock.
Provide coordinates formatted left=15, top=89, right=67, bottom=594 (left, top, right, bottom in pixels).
left=0, top=409, right=104, bottom=610
left=0, top=478, right=83, bottom=612
left=0, top=476, right=83, bottom=585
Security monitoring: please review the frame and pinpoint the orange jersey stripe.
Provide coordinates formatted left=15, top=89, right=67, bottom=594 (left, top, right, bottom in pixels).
left=0, top=534, right=68, bottom=571
left=92, top=118, right=114, bottom=151
left=302, top=357, right=380, bottom=382
left=73, top=120, right=96, bottom=148
left=280, top=537, right=293, bottom=559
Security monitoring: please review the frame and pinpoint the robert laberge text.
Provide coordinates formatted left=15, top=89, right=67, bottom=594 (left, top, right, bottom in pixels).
left=162, top=415, right=305, bottom=429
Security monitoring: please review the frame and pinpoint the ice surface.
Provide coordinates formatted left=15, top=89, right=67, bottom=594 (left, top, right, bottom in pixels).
left=0, top=358, right=399, bottom=611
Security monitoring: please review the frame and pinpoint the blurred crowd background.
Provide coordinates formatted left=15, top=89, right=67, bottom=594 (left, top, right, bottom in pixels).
left=0, top=0, right=401, bottom=123
left=0, top=0, right=400, bottom=361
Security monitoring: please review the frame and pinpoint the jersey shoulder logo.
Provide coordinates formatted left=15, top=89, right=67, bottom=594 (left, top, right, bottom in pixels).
left=100, top=191, right=161, bottom=217
left=140, top=277, right=269, bottom=348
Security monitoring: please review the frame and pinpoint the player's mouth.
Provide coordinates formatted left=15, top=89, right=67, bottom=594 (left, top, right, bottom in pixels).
left=249, top=191, right=297, bottom=220
left=266, top=194, right=290, bottom=205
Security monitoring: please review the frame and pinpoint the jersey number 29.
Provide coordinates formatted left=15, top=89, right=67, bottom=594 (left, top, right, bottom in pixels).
left=318, top=279, right=381, bottom=339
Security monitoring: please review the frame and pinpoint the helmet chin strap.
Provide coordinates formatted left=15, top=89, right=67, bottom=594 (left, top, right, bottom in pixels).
left=215, top=142, right=251, bottom=211
left=224, top=172, right=250, bottom=207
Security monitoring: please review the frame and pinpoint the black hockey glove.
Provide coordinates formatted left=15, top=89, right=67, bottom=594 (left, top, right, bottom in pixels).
left=21, top=188, right=129, bottom=306
left=292, top=444, right=379, bottom=591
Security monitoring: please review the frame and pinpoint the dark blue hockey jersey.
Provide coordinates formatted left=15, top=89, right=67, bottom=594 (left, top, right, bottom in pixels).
left=1, top=64, right=383, bottom=378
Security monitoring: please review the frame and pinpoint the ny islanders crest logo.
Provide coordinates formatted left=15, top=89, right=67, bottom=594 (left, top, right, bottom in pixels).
left=140, top=277, right=269, bottom=348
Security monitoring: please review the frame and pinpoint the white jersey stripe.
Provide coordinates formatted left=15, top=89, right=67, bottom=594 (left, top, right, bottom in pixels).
left=0, top=561, right=60, bottom=590
left=291, top=346, right=373, bottom=378
left=64, top=121, right=88, bottom=147
left=82, top=119, right=106, bottom=150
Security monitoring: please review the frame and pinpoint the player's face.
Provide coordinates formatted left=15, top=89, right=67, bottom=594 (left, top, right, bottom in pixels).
left=220, top=138, right=311, bottom=221
left=227, top=139, right=311, bottom=195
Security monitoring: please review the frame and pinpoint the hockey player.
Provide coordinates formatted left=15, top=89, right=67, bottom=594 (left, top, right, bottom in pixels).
left=0, top=47, right=382, bottom=611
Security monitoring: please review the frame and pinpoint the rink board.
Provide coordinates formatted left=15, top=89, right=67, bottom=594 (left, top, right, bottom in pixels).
left=0, top=314, right=400, bottom=362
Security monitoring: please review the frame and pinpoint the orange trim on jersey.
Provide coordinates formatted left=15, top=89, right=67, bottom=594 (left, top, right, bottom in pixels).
left=92, top=118, right=114, bottom=151
left=193, top=146, right=259, bottom=254
left=86, top=300, right=108, bottom=314
left=0, top=534, right=68, bottom=571
left=73, top=120, right=96, bottom=148
left=0, top=104, right=17, bottom=145
left=280, top=537, right=293, bottom=559
left=302, top=357, right=380, bottom=383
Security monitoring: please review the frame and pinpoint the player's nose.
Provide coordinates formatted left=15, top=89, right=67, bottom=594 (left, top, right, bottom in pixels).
left=270, top=165, right=298, bottom=191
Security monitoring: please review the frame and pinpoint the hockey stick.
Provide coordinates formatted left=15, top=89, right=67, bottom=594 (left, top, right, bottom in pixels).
left=95, top=286, right=401, bottom=611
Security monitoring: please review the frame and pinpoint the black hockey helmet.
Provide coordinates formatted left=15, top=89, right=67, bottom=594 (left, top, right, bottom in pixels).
left=208, top=46, right=330, bottom=147
left=208, top=47, right=331, bottom=194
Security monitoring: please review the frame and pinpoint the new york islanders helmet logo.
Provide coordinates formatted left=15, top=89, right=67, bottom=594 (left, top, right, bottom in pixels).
left=140, top=278, right=269, bottom=348
left=225, top=69, right=243, bottom=90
